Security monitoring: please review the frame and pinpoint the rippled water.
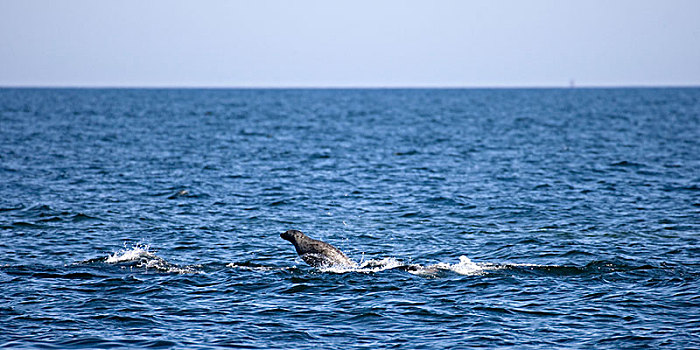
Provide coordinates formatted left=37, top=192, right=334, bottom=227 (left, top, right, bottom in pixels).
left=1, top=88, right=699, bottom=349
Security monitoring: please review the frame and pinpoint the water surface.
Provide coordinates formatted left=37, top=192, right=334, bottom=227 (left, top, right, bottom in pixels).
left=1, top=88, right=699, bottom=348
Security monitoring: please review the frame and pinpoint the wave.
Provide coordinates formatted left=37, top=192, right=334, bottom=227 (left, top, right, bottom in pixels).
left=0, top=203, right=102, bottom=228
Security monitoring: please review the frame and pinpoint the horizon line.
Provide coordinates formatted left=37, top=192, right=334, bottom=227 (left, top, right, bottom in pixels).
left=1, top=84, right=699, bottom=90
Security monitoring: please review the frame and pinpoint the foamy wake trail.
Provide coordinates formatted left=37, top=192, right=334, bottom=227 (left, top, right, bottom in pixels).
left=105, top=244, right=199, bottom=274
left=429, top=255, right=501, bottom=275
left=320, top=257, right=404, bottom=274
left=320, top=255, right=500, bottom=276
left=226, top=263, right=291, bottom=272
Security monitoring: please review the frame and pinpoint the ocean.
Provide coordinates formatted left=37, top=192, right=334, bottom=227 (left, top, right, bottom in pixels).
left=1, top=88, right=698, bottom=349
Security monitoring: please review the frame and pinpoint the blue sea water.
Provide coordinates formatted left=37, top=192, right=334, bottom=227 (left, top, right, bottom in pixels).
left=0, top=88, right=698, bottom=349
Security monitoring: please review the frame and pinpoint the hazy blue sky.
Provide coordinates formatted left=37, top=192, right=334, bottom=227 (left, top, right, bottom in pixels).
left=1, top=0, right=699, bottom=87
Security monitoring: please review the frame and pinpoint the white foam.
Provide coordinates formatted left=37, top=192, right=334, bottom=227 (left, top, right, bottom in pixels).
left=226, top=263, right=290, bottom=272
left=105, top=244, right=154, bottom=263
left=302, top=255, right=501, bottom=276
left=431, top=255, right=497, bottom=275
left=320, top=258, right=404, bottom=273
left=313, top=257, right=397, bottom=273
left=226, top=255, right=510, bottom=276
left=105, top=243, right=199, bottom=274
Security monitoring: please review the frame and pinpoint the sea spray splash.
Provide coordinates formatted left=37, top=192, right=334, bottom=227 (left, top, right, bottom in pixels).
left=317, top=256, right=498, bottom=276
left=105, top=243, right=199, bottom=274
left=431, top=255, right=495, bottom=275
left=105, top=243, right=154, bottom=264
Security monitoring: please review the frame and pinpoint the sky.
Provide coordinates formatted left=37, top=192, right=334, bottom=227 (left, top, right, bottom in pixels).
left=1, top=0, right=699, bottom=87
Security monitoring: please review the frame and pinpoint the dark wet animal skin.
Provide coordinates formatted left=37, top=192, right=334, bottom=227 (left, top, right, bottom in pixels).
left=280, top=230, right=356, bottom=267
